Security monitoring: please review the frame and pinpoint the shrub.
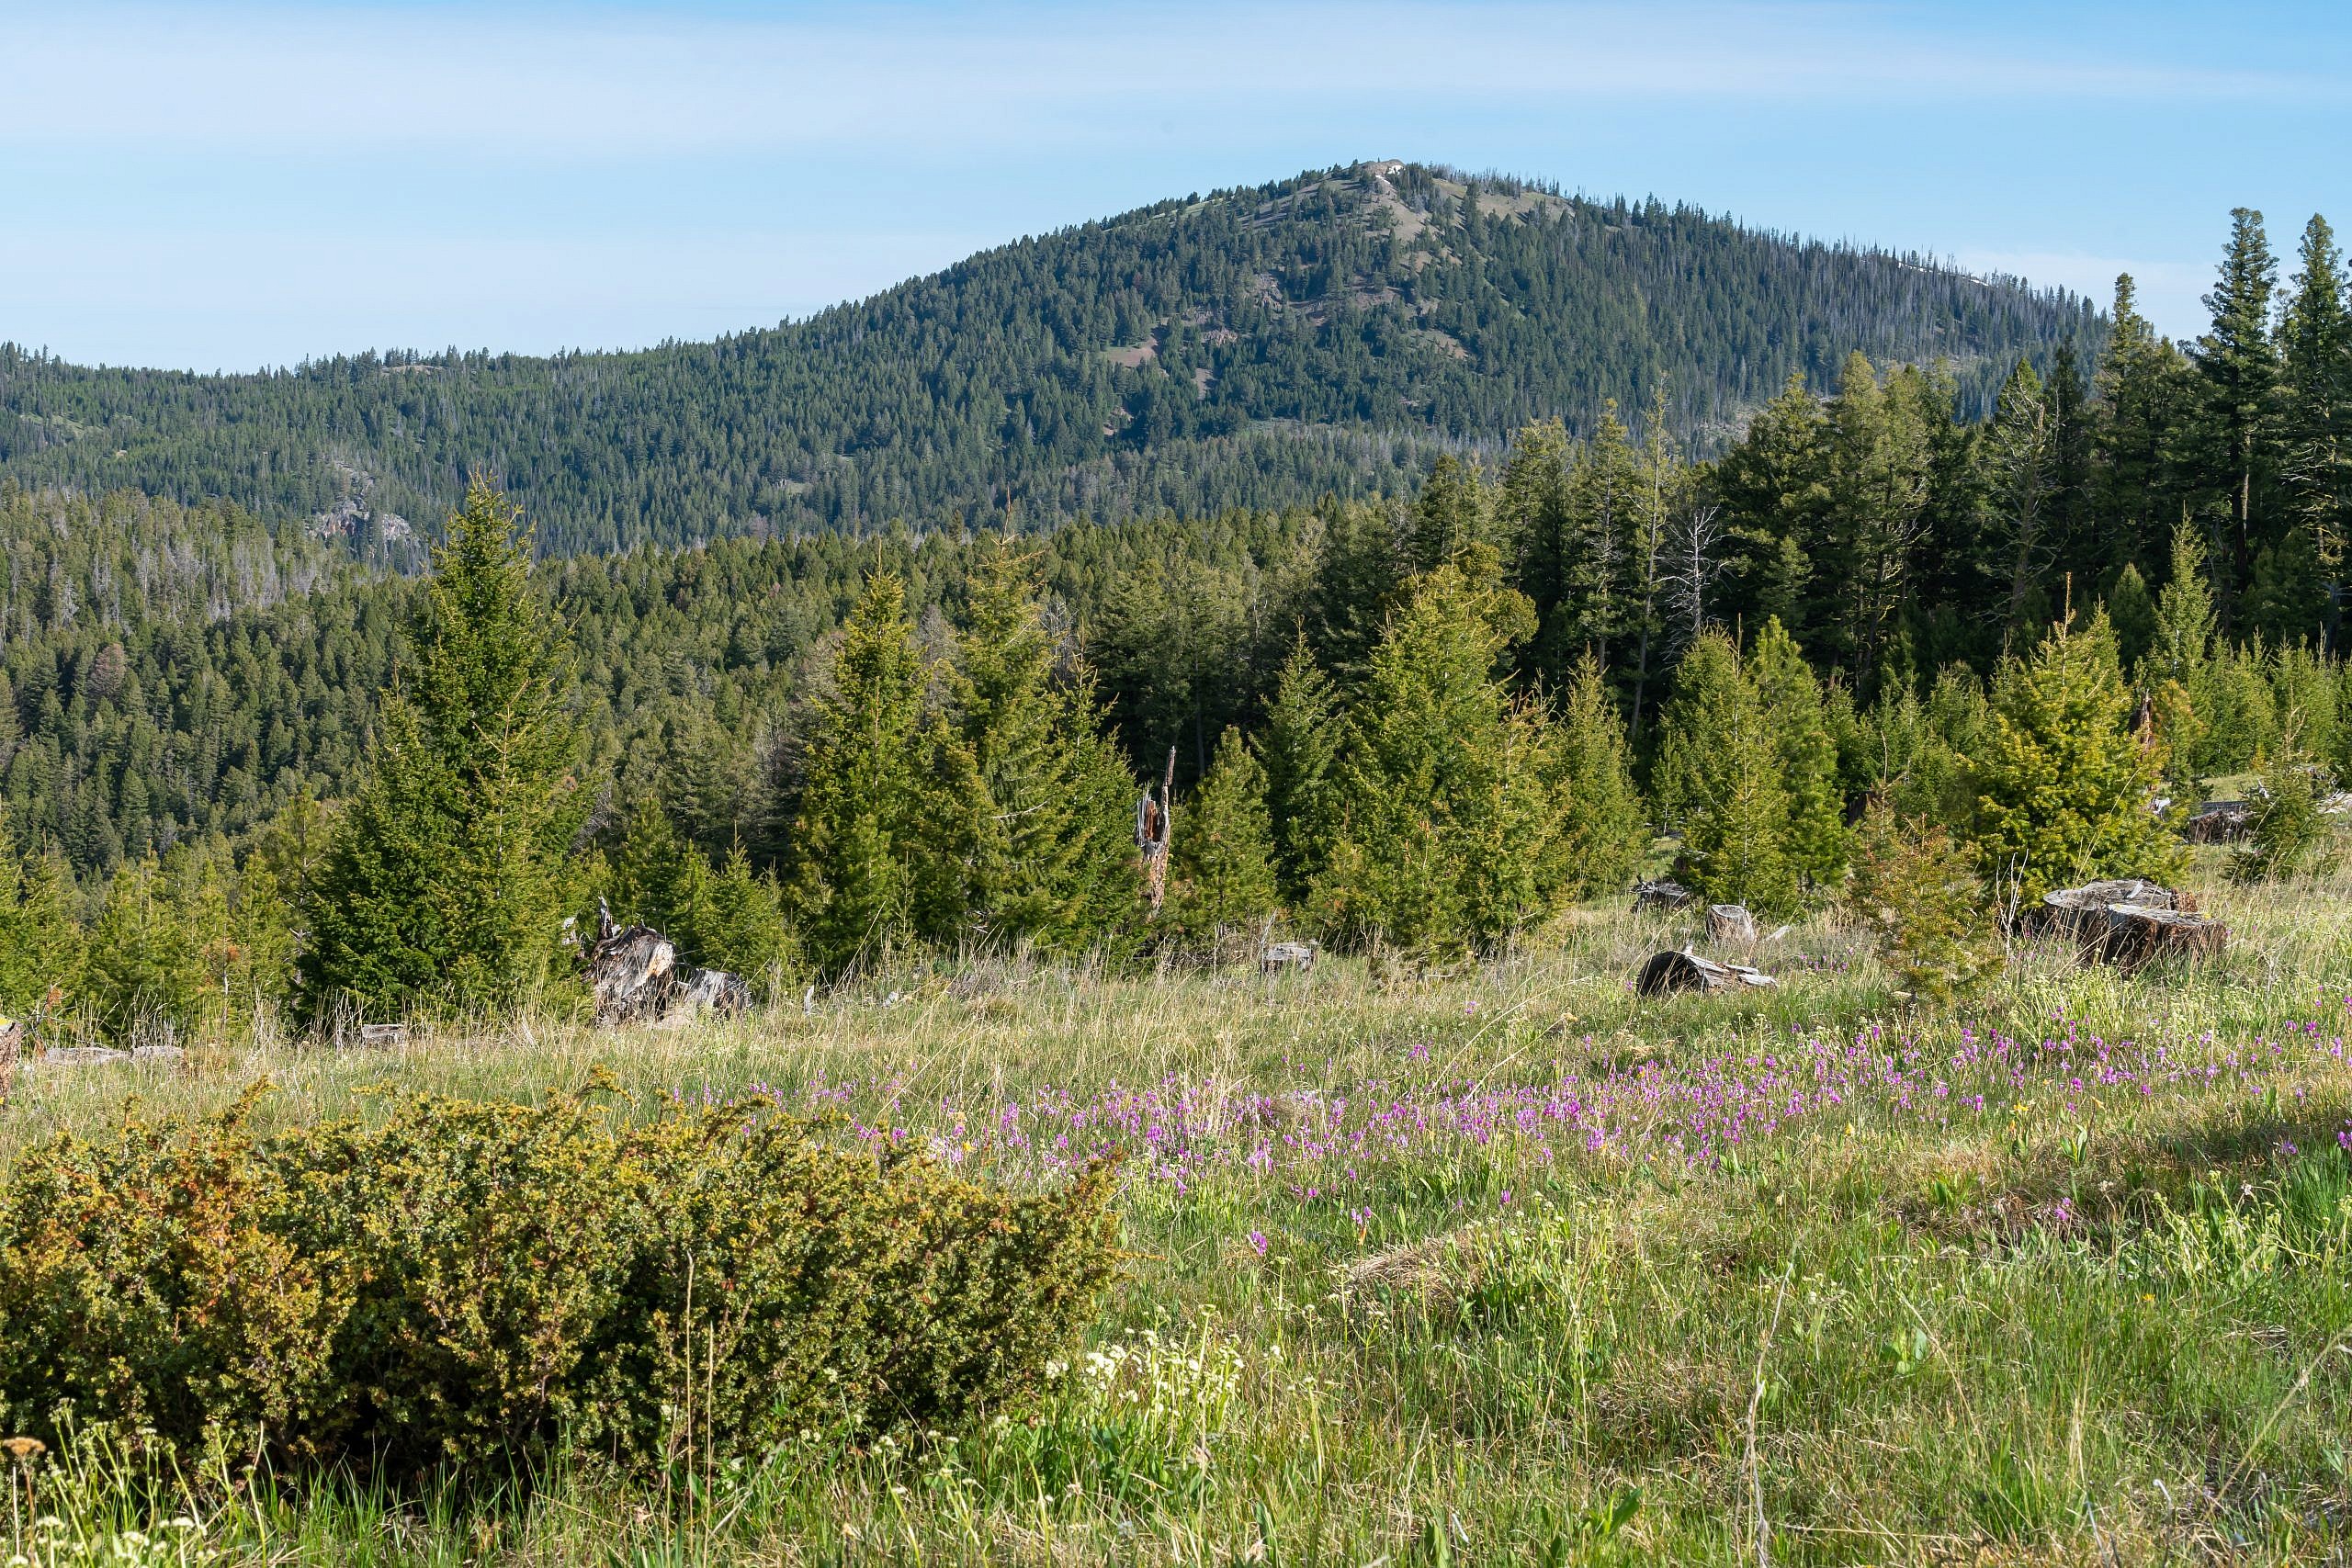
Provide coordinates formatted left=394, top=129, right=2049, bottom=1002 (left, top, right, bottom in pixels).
left=2232, top=725, right=2342, bottom=884
left=1848, top=795, right=2003, bottom=1004
left=0, top=1080, right=1118, bottom=1474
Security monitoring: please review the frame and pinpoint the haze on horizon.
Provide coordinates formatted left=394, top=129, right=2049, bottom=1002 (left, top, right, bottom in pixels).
left=5, top=0, right=2347, bottom=372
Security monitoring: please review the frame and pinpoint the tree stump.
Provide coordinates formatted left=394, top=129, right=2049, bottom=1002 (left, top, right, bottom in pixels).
left=2026, top=881, right=2225, bottom=966
left=1633, top=879, right=1696, bottom=914
left=589, top=924, right=679, bottom=1025
left=2185, top=801, right=2253, bottom=843
left=1261, top=940, right=1318, bottom=974
left=1706, top=904, right=1758, bottom=944
left=2025, top=880, right=2181, bottom=942
left=2098, top=905, right=2229, bottom=966
left=1635, top=948, right=1778, bottom=997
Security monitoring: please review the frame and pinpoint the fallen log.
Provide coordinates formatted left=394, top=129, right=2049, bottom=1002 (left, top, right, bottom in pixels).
left=1636, top=948, right=1779, bottom=997
left=1632, top=879, right=1696, bottom=914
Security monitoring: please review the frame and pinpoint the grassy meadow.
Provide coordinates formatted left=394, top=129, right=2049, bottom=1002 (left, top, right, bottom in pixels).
left=5, top=854, right=2352, bottom=1565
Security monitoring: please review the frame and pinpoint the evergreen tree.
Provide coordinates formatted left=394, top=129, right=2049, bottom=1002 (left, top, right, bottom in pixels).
left=1409, top=455, right=1493, bottom=572
left=1969, top=610, right=2183, bottom=905
left=1555, top=403, right=1643, bottom=671
left=1821, top=355, right=1931, bottom=679
left=945, top=544, right=1139, bottom=954
left=785, top=573, right=957, bottom=972
left=1747, top=617, right=1849, bottom=889
left=84, top=856, right=204, bottom=1042
left=1548, top=653, right=1648, bottom=901
left=0, top=830, right=84, bottom=1020
left=695, top=843, right=796, bottom=983
left=1711, top=372, right=1825, bottom=637
left=2104, top=562, right=2158, bottom=668
left=2194, top=209, right=2283, bottom=609
left=2279, top=214, right=2352, bottom=648
left=2090, top=275, right=2195, bottom=581
left=1166, top=727, right=1281, bottom=947
left=1252, top=637, right=1343, bottom=901
left=2143, top=522, right=2220, bottom=792
left=300, top=479, right=581, bottom=1017
left=1655, top=631, right=1799, bottom=914
left=1848, top=795, right=2000, bottom=1004
left=1984, top=357, right=2056, bottom=649
left=1312, top=563, right=1565, bottom=956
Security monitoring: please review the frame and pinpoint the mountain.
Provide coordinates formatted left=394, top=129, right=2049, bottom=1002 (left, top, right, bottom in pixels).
left=0, top=163, right=2100, bottom=556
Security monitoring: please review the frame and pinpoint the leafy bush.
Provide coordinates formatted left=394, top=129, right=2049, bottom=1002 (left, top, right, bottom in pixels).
left=1849, top=795, right=2003, bottom=1004
left=2232, top=726, right=2342, bottom=884
left=0, top=1079, right=1118, bottom=1473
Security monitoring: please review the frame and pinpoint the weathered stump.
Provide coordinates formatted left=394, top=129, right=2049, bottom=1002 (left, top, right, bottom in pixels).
left=589, top=923, right=680, bottom=1025
left=1260, top=940, right=1318, bottom=975
left=1706, top=904, right=1758, bottom=944
left=1635, top=948, right=1778, bottom=997
left=1633, top=879, right=1696, bottom=914
left=2099, top=905, right=2229, bottom=966
left=2026, top=881, right=2226, bottom=966
left=2185, top=800, right=2253, bottom=844
left=2025, top=880, right=2181, bottom=942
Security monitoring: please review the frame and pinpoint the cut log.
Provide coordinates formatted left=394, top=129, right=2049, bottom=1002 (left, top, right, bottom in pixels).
left=1636, top=948, right=1779, bottom=997
left=1706, top=904, right=1758, bottom=944
left=357, top=1021, right=408, bottom=1047
left=1260, top=940, right=1318, bottom=974
left=1632, top=878, right=1696, bottom=914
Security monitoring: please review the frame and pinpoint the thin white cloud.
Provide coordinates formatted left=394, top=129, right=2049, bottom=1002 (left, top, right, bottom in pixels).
left=2, top=2, right=2333, bottom=157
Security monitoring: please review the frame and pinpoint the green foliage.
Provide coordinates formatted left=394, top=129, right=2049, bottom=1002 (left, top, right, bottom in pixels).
left=0, top=1084, right=1119, bottom=1472
left=1312, top=564, right=1568, bottom=957
left=1253, top=637, right=1343, bottom=902
left=1848, top=795, right=2002, bottom=1003
left=0, top=828, right=84, bottom=1020
left=1968, top=610, right=2184, bottom=904
left=785, top=573, right=964, bottom=972
left=81, top=858, right=206, bottom=1043
left=944, top=546, right=1139, bottom=955
left=2233, top=724, right=2342, bottom=883
left=1166, top=728, right=1281, bottom=947
left=1747, top=617, right=1849, bottom=889
left=1655, top=631, right=1799, bottom=916
left=299, top=480, right=581, bottom=1018
left=607, top=802, right=794, bottom=982
left=1548, top=655, right=1647, bottom=901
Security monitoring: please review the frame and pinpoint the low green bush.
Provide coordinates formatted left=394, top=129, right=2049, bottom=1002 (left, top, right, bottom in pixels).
left=0, top=1078, right=1118, bottom=1474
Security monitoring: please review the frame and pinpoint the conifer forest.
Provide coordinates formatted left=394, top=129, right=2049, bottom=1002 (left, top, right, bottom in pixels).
left=5, top=155, right=2352, bottom=1563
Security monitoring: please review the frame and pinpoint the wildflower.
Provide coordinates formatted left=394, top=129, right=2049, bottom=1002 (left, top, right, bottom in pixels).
left=1247, top=1229, right=1269, bottom=1257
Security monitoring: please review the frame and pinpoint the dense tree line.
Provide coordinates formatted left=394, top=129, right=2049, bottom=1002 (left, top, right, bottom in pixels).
left=1, top=164, right=2092, bottom=556
left=0, top=202, right=2344, bottom=1040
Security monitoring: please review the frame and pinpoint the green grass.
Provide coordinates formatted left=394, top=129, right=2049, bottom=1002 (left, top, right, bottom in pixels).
left=6, top=859, right=2352, bottom=1563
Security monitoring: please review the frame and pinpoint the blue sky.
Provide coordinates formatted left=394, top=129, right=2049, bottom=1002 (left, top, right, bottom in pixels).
left=5, top=0, right=2348, bottom=370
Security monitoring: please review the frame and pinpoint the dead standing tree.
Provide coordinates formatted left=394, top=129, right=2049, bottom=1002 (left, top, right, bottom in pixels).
left=1136, top=745, right=1176, bottom=916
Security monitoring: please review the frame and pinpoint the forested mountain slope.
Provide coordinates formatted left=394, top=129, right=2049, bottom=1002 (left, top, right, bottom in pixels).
left=0, top=163, right=2098, bottom=555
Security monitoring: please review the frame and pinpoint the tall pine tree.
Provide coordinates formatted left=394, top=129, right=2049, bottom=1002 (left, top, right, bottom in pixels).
left=300, top=479, right=580, bottom=1017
